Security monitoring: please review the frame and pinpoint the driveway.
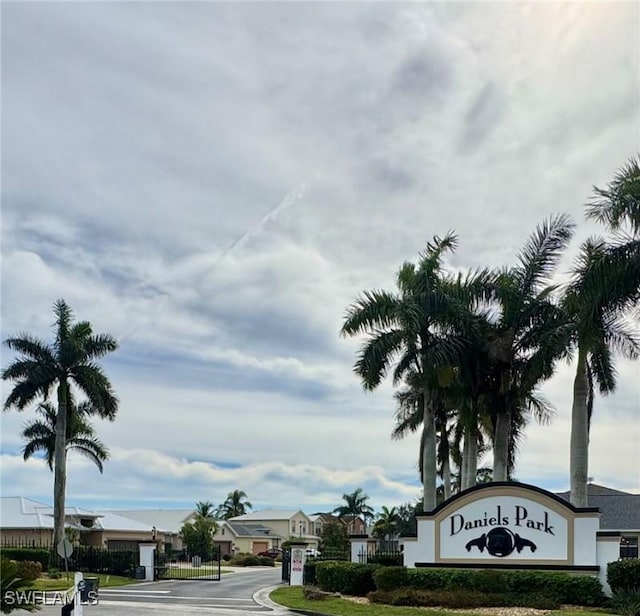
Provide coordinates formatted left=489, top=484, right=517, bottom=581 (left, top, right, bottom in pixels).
left=37, top=567, right=294, bottom=615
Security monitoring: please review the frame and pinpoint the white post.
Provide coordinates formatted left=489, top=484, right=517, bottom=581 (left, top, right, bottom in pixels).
left=349, top=535, right=369, bottom=563
left=139, top=543, right=156, bottom=582
left=73, top=572, right=83, bottom=616
left=289, top=542, right=307, bottom=586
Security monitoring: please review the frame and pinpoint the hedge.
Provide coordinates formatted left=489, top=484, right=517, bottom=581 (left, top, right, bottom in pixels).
left=369, top=588, right=562, bottom=610
left=0, top=548, right=51, bottom=571
left=303, top=560, right=318, bottom=586
left=227, top=554, right=274, bottom=567
left=371, top=566, right=605, bottom=606
left=315, top=561, right=377, bottom=596
left=608, top=560, right=640, bottom=592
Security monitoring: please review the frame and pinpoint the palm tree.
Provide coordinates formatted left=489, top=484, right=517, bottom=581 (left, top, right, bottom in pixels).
left=567, top=158, right=640, bottom=506
left=333, top=487, right=374, bottom=532
left=392, top=370, right=457, bottom=501
left=372, top=506, right=400, bottom=543
left=217, top=490, right=253, bottom=519
left=194, top=501, right=217, bottom=519
left=342, top=233, right=475, bottom=510
left=2, top=299, right=118, bottom=548
left=485, top=215, right=575, bottom=480
left=21, top=401, right=110, bottom=473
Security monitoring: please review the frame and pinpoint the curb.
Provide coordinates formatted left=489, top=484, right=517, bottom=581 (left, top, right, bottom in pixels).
left=253, top=585, right=334, bottom=616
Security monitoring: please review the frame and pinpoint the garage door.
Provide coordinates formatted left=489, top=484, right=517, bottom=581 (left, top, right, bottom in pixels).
left=252, top=541, right=268, bottom=554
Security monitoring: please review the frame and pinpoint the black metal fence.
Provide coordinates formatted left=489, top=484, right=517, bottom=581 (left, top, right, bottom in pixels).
left=1, top=540, right=139, bottom=576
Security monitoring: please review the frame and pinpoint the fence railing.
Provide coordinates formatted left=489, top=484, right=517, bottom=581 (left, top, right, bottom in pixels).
left=1, top=540, right=139, bottom=576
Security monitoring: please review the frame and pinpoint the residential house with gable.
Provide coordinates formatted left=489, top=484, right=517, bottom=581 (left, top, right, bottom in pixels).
left=216, top=509, right=319, bottom=554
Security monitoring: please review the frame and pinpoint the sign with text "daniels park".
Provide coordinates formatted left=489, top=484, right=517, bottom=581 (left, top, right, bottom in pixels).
left=440, top=496, right=568, bottom=560
left=405, top=483, right=601, bottom=570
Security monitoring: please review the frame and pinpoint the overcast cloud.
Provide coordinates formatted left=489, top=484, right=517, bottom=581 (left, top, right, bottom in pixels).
left=1, top=1, right=639, bottom=515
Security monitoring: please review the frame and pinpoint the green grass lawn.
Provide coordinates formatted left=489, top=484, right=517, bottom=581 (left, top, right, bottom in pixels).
left=269, top=587, right=617, bottom=616
left=27, top=573, right=138, bottom=592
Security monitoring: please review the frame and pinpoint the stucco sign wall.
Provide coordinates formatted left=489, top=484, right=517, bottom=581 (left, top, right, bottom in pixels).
left=439, top=495, right=568, bottom=560
left=401, top=482, right=601, bottom=570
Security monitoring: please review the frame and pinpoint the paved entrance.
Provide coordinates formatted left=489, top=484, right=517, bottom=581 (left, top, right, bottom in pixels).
left=39, top=567, right=287, bottom=615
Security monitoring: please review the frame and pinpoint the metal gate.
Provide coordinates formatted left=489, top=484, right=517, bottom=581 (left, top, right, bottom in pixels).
left=281, top=548, right=290, bottom=583
left=155, top=549, right=221, bottom=581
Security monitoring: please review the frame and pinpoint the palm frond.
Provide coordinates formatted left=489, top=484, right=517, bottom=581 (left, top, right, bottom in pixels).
left=341, top=290, right=400, bottom=337
left=3, top=335, right=56, bottom=364
left=353, top=329, right=406, bottom=390
left=71, top=363, right=119, bottom=419
left=53, top=299, right=74, bottom=353
left=515, top=214, right=575, bottom=295
left=586, top=156, right=640, bottom=236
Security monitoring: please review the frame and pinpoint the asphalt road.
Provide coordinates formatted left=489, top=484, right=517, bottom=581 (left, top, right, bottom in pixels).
left=37, top=567, right=296, bottom=615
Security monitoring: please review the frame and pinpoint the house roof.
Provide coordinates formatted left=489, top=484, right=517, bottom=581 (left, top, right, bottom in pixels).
left=555, top=484, right=640, bottom=530
left=0, top=497, right=101, bottom=530
left=107, top=509, right=194, bottom=534
left=230, top=509, right=307, bottom=522
left=1, top=497, right=55, bottom=529
left=225, top=522, right=281, bottom=538
left=93, top=511, right=163, bottom=533
left=0, top=497, right=166, bottom=534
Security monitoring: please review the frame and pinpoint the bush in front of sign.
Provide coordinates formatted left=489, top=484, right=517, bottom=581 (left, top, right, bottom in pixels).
left=376, top=568, right=606, bottom=607
left=315, top=561, right=377, bottom=596
left=608, top=560, right=640, bottom=593
left=368, top=587, right=562, bottom=610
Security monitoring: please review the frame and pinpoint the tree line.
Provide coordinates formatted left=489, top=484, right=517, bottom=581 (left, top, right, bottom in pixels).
left=342, top=156, right=640, bottom=511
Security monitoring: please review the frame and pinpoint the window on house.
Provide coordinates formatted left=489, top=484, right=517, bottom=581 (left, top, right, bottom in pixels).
left=221, top=528, right=225, bottom=536
left=620, top=537, right=638, bottom=559
left=291, top=522, right=296, bottom=532
left=301, top=523, right=306, bottom=534
left=315, top=523, right=322, bottom=535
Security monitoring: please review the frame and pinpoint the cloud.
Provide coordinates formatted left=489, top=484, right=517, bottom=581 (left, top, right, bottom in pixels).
left=1, top=1, right=639, bottom=514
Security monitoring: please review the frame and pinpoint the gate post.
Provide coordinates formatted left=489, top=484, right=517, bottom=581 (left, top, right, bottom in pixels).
left=139, top=543, right=156, bottom=582
left=288, top=541, right=307, bottom=586
left=349, top=535, right=369, bottom=563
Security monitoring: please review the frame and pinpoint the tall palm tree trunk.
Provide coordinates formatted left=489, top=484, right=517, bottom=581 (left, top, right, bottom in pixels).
left=493, top=405, right=510, bottom=482
left=422, top=390, right=437, bottom=511
left=442, top=449, right=452, bottom=501
left=462, top=424, right=478, bottom=490
left=570, top=349, right=590, bottom=507
left=53, top=381, right=68, bottom=549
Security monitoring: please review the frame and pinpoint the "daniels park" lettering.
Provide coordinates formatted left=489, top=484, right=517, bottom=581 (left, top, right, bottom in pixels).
left=449, top=505, right=555, bottom=536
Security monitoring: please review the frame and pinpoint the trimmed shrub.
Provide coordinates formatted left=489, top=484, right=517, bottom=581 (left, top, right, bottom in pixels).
left=304, top=560, right=317, bottom=586
left=375, top=567, right=605, bottom=607
left=227, top=554, right=273, bottom=567
left=611, top=588, right=640, bottom=616
left=609, top=560, right=640, bottom=593
left=316, top=561, right=377, bottom=596
left=373, top=566, right=409, bottom=591
left=0, top=548, right=50, bottom=571
left=470, top=569, right=508, bottom=593
left=15, top=560, right=42, bottom=582
left=368, top=588, right=561, bottom=610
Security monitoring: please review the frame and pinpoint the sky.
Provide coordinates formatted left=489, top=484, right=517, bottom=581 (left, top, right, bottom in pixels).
left=1, top=1, right=639, bottom=517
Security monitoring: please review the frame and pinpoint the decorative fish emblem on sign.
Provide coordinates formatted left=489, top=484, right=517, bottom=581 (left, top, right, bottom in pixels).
left=464, top=527, right=537, bottom=557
